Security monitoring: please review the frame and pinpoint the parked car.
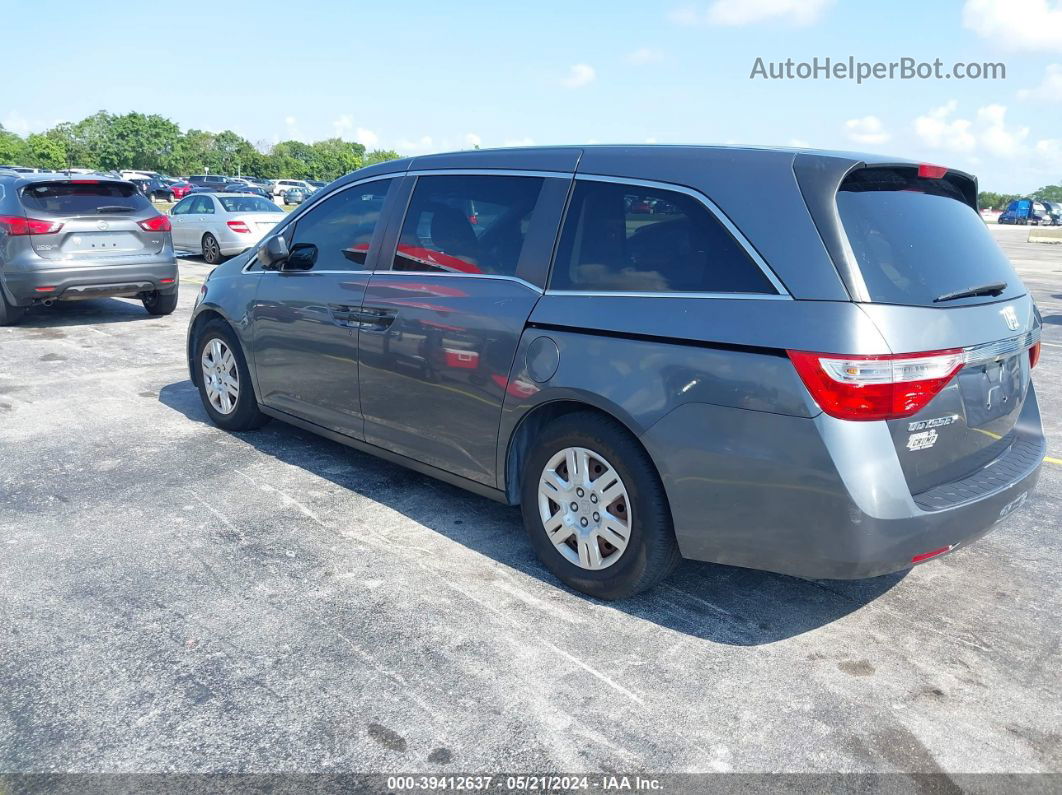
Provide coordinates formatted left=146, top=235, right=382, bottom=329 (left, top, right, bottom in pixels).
left=282, top=187, right=310, bottom=205
left=0, top=173, right=178, bottom=324
left=272, top=178, right=315, bottom=200
left=998, top=198, right=1045, bottom=225
left=186, top=146, right=1043, bottom=599
left=187, top=174, right=230, bottom=192
left=129, top=177, right=174, bottom=203
left=169, top=181, right=194, bottom=200
left=170, top=192, right=286, bottom=264
left=308, top=180, right=328, bottom=190
left=222, top=182, right=272, bottom=200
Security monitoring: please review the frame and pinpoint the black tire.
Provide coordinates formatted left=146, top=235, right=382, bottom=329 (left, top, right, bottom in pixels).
left=519, top=411, right=681, bottom=600
left=202, top=233, right=223, bottom=265
left=0, top=285, right=25, bottom=327
left=193, top=319, right=271, bottom=431
left=142, top=286, right=179, bottom=316
left=143, top=271, right=179, bottom=316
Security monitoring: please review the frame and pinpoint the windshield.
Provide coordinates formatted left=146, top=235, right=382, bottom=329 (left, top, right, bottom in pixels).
left=219, top=196, right=282, bottom=213
left=836, top=168, right=1023, bottom=307
left=20, top=181, right=150, bottom=215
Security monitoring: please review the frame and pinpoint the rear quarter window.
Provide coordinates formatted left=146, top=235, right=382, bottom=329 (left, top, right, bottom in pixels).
left=550, top=180, right=777, bottom=294
left=837, top=168, right=1023, bottom=306
left=19, top=182, right=150, bottom=215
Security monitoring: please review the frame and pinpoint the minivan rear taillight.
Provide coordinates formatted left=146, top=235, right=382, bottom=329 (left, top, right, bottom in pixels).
left=787, top=348, right=964, bottom=421
left=0, top=215, right=64, bottom=235
left=138, top=215, right=172, bottom=232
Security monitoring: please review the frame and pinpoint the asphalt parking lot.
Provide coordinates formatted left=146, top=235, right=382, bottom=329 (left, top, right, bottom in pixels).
left=1, top=224, right=1060, bottom=776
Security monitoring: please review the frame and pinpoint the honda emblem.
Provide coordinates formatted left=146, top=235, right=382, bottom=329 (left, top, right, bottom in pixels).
left=1001, top=306, right=1020, bottom=331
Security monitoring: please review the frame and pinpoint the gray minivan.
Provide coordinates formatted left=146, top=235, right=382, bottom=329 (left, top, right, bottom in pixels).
left=0, top=172, right=179, bottom=324
left=185, top=146, right=1044, bottom=599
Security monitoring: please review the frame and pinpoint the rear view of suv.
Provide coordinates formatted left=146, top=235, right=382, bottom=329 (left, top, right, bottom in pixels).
left=0, top=173, right=179, bottom=325
left=186, top=146, right=1044, bottom=599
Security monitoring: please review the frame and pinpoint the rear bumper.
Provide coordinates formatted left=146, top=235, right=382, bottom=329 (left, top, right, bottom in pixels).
left=217, top=227, right=269, bottom=256
left=642, top=393, right=1045, bottom=580
left=2, top=257, right=179, bottom=306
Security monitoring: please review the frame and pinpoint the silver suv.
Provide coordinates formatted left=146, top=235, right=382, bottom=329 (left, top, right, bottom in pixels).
left=185, top=146, right=1044, bottom=599
left=0, top=173, right=179, bottom=324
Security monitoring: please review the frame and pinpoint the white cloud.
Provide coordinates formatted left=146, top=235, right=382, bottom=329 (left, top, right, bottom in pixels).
left=355, top=128, right=379, bottom=148
left=670, top=0, right=834, bottom=27
left=464, top=132, right=482, bottom=149
left=1018, top=63, right=1062, bottom=101
left=284, top=116, right=296, bottom=127
left=977, top=104, right=1029, bottom=156
left=914, top=101, right=977, bottom=153
left=626, top=47, right=664, bottom=64
left=843, top=115, right=891, bottom=145
left=332, top=114, right=353, bottom=136
left=1034, top=137, right=1062, bottom=167
left=396, top=136, right=436, bottom=154
left=2, top=112, right=61, bottom=137
left=914, top=100, right=1028, bottom=157
left=962, top=0, right=1062, bottom=52
left=561, top=63, right=596, bottom=88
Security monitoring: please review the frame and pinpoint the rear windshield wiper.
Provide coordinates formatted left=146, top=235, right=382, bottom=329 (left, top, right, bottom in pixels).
left=95, top=205, right=132, bottom=213
left=933, top=281, right=1007, bottom=303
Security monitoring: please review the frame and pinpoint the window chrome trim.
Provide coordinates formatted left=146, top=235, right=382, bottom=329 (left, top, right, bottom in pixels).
left=366, top=270, right=544, bottom=293
left=405, top=168, right=573, bottom=180
left=543, top=289, right=790, bottom=301
left=557, top=173, right=792, bottom=299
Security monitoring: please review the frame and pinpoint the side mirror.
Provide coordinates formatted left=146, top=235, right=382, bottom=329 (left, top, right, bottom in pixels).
left=258, top=235, right=289, bottom=270
left=283, top=243, right=318, bottom=272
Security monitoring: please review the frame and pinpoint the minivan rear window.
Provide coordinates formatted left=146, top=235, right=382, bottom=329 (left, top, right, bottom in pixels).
left=20, top=181, right=149, bottom=216
left=550, top=181, right=777, bottom=295
left=836, top=168, right=1023, bottom=306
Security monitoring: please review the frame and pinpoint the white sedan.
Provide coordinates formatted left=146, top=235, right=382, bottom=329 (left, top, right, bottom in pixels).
left=170, top=193, right=287, bottom=264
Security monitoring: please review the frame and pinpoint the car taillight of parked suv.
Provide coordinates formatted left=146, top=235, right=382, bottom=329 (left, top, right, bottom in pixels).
left=0, top=174, right=179, bottom=324
left=185, top=146, right=1043, bottom=599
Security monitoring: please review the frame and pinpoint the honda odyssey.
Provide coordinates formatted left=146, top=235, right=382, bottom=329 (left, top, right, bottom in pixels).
left=185, top=146, right=1044, bottom=599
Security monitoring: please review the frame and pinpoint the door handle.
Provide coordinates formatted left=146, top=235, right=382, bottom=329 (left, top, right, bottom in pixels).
left=353, top=307, right=397, bottom=332
left=327, top=303, right=361, bottom=328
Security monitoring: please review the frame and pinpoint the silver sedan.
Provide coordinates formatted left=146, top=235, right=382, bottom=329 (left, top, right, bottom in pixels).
left=170, top=192, right=287, bottom=264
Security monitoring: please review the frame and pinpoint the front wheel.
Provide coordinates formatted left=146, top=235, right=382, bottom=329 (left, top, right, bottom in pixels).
left=520, top=412, right=681, bottom=600
left=194, top=320, right=271, bottom=431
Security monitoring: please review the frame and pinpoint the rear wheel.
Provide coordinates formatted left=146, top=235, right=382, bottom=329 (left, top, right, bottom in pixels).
left=194, top=319, right=270, bottom=431
left=142, top=286, right=178, bottom=316
left=520, top=412, right=681, bottom=600
left=202, top=233, right=223, bottom=265
left=0, top=286, right=25, bottom=327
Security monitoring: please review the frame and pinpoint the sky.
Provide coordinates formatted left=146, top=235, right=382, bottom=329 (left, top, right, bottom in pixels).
left=4, top=0, right=1062, bottom=192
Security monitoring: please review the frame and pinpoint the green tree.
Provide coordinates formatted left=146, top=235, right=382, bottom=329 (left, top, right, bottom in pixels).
left=0, top=124, right=27, bottom=164
left=365, top=149, right=401, bottom=166
left=106, top=112, right=181, bottom=171
left=25, top=133, right=67, bottom=170
left=1032, top=184, right=1062, bottom=202
left=308, top=138, right=365, bottom=180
